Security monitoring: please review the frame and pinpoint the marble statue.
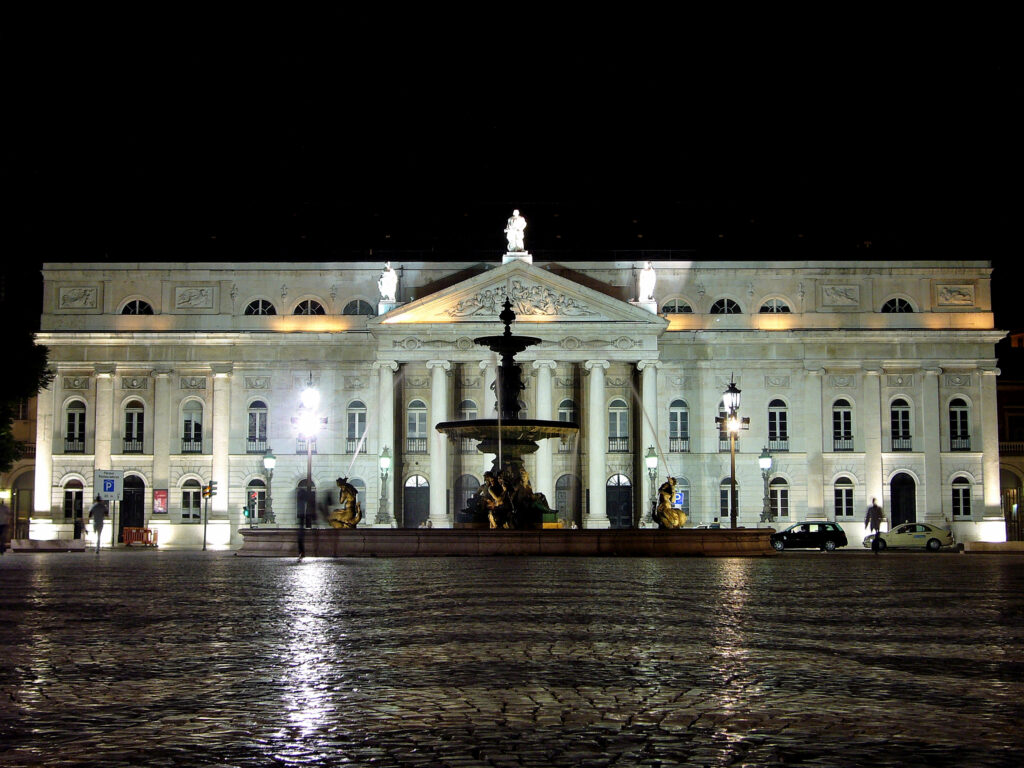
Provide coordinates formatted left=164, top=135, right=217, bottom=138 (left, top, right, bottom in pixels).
left=504, top=209, right=527, bottom=252
left=653, top=477, right=687, bottom=529
left=377, top=261, right=398, bottom=302
left=323, top=476, right=363, bottom=529
left=637, top=261, right=657, bottom=302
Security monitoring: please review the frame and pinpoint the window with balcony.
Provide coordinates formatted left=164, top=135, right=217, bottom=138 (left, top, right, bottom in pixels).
left=767, top=399, right=789, bottom=451
left=952, top=476, right=971, bottom=517
left=720, top=478, right=738, bottom=518
left=181, top=401, right=203, bottom=454
left=832, top=399, right=853, bottom=451
left=834, top=477, right=854, bottom=517
left=949, top=398, right=971, bottom=451
left=669, top=399, right=689, bottom=452
left=718, top=401, right=738, bottom=452
left=347, top=400, right=367, bottom=453
left=458, top=400, right=478, bottom=453
left=65, top=400, right=86, bottom=453
left=407, top=399, right=428, bottom=454
left=123, top=400, right=144, bottom=453
left=247, top=401, right=268, bottom=453
left=891, top=399, right=912, bottom=451
left=558, top=399, right=576, bottom=452
left=608, top=398, right=629, bottom=452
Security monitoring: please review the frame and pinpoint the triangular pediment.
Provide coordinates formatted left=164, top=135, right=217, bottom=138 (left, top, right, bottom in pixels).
left=372, top=260, right=667, bottom=327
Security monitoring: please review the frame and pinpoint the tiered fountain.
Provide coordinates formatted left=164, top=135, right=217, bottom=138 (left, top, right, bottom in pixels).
left=436, top=299, right=578, bottom=529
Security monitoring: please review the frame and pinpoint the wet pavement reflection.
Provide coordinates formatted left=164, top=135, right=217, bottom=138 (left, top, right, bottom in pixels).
left=1, top=551, right=1023, bottom=766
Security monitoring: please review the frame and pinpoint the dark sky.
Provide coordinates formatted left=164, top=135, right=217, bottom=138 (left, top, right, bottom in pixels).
left=3, top=12, right=1018, bottom=313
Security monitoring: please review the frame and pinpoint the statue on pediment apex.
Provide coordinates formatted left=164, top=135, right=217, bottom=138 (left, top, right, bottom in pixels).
left=504, top=209, right=527, bottom=252
left=377, top=261, right=398, bottom=302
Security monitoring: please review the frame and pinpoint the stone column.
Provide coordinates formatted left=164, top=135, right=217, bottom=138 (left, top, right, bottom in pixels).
left=94, top=364, right=115, bottom=474
left=153, top=370, right=172, bottom=494
left=585, top=360, right=610, bottom=528
left=805, top=368, right=825, bottom=519
left=922, top=367, right=943, bottom=522
left=638, top=360, right=659, bottom=524
left=211, top=365, right=232, bottom=515
left=863, top=368, right=883, bottom=510
left=33, top=377, right=56, bottom=515
left=373, top=361, right=399, bottom=526
left=980, top=367, right=1002, bottom=519
left=532, top=360, right=557, bottom=503
left=480, top=359, right=497, bottom=473
left=427, top=360, right=451, bottom=527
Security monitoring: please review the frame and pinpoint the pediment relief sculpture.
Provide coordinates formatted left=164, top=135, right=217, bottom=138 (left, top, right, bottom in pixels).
left=446, top=281, right=596, bottom=318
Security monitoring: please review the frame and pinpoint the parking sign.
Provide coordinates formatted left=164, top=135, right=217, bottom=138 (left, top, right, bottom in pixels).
left=94, top=470, right=124, bottom=501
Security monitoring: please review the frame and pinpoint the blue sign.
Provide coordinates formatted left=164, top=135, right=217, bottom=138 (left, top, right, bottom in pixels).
left=103, top=479, right=116, bottom=493
left=673, top=490, right=686, bottom=508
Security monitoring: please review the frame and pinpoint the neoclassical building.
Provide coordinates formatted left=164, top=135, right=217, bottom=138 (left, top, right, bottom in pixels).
left=32, top=256, right=1006, bottom=547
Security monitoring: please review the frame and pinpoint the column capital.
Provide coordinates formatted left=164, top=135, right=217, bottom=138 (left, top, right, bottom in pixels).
left=923, top=366, right=943, bottom=376
left=426, top=360, right=452, bottom=372
left=636, top=360, right=660, bottom=372
left=479, top=359, right=492, bottom=371
left=532, top=359, right=558, bottom=371
left=862, top=366, right=883, bottom=376
left=373, top=360, right=400, bottom=373
left=210, top=363, right=233, bottom=378
left=584, top=360, right=610, bottom=372
left=152, top=368, right=173, bottom=378
left=803, top=367, right=825, bottom=376
left=980, top=366, right=1001, bottom=377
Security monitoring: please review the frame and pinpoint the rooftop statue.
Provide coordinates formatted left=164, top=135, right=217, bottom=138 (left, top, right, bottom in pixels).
left=377, top=261, right=398, bottom=302
left=504, top=209, right=527, bottom=252
left=637, top=261, right=657, bottom=302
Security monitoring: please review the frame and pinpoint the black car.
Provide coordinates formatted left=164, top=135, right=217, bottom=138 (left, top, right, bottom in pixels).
left=770, top=521, right=848, bottom=551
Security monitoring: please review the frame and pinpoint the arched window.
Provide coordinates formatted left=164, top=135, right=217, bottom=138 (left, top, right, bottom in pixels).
left=759, top=299, right=791, bottom=313
left=608, top=398, right=629, bottom=452
left=343, top=299, right=376, bottom=317
left=669, top=399, right=689, bottom=452
left=245, top=299, right=276, bottom=315
left=717, top=401, right=740, bottom=451
left=661, top=298, right=693, bottom=314
left=65, top=400, right=86, bottom=453
left=833, top=399, right=853, bottom=451
left=407, top=400, right=428, bottom=453
left=182, top=401, right=203, bottom=454
left=63, top=479, right=83, bottom=520
left=458, top=400, right=478, bottom=453
left=293, top=300, right=325, bottom=315
left=347, top=400, right=367, bottom=453
left=768, top=399, right=789, bottom=451
left=949, top=398, right=970, bottom=451
left=181, top=479, right=202, bottom=521
left=770, top=477, right=790, bottom=518
left=952, top=476, right=971, bottom=517
left=246, top=478, right=266, bottom=519
left=720, top=477, right=738, bottom=519
left=121, top=300, right=153, bottom=315
left=349, top=478, right=366, bottom=512
left=558, top=399, right=577, bottom=423
left=834, top=477, right=854, bottom=517
left=881, top=298, right=914, bottom=313
left=247, top=400, right=268, bottom=453
left=123, top=399, right=144, bottom=453
left=710, top=298, right=742, bottom=314
left=675, top=477, right=691, bottom=517
left=891, top=398, right=912, bottom=451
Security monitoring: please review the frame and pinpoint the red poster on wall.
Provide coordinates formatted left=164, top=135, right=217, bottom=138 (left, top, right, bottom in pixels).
left=153, top=489, right=168, bottom=515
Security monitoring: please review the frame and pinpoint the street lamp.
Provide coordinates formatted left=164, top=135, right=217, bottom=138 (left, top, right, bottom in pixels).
left=376, top=446, right=393, bottom=526
left=262, top=449, right=276, bottom=524
left=644, top=445, right=658, bottom=526
left=715, top=376, right=749, bottom=529
left=293, top=375, right=325, bottom=542
left=758, top=446, right=773, bottom=523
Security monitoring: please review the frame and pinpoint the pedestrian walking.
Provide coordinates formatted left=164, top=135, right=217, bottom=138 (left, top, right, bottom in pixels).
left=89, top=496, right=108, bottom=554
left=865, top=497, right=884, bottom=554
left=0, top=499, right=11, bottom=554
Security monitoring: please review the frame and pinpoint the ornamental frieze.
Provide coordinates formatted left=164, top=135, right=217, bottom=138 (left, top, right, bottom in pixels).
left=121, top=377, right=149, bottom=390
left=174, top=286, right=214, bottom=309
left=180, top=377, right=207, bottom=390
left=344, top=376, right=365, bottom=389
left=944, top=374, right=972, bottom=387
left=821, top=285, right=859, bottom=306
left=886, top=374, right=914, bottom=388
left=936, top=285, right=975, bottom=306
left=830, top=375, right=856, bottom=388
left=245, top=376, right=271, bottom=389
left=405, top=376, right=429, bottom=388
left=59, top=287, right=98, bottom=309
left=63, top=376, right=91, bottom=390
left=765, top=376, right=790, bottom=388
left=446, top=281, right=595, bottom=318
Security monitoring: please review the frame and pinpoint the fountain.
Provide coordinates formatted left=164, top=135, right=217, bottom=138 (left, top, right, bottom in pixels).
left=436, top=298, right=579, bottom=529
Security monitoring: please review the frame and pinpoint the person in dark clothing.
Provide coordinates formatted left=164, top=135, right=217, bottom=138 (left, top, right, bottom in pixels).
left=865, top=498, right=884, bottom=554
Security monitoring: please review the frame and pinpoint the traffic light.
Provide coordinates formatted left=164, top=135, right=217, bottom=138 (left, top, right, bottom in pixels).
left=248, top=490, right=259, bottom=518
left=202, top=481, right=218, bottom=499
left=202, top=484, right=211, bottom=499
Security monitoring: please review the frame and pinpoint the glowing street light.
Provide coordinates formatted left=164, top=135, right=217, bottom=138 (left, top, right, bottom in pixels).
left=376, top=446, right=393, bottom=526
left=262, top=449, right=276, bottom=524
left=644, top=445, right=658, bottom=526
left=758, top=446, right=774, bottom=523
left=715, top=376, right=749, bottom=529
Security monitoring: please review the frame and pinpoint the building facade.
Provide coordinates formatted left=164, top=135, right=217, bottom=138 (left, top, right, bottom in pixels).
left=32, top=258, right=1006, bottom=548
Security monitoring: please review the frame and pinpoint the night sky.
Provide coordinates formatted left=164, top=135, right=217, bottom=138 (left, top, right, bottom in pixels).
left=3, top=12, right=1018, bottom=323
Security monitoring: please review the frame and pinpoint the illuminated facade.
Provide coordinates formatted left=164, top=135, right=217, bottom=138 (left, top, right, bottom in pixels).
left=32, top=258, right=1006, bottom=547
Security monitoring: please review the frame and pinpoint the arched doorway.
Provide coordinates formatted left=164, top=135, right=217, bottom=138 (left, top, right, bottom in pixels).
left=403, top=475, right=429, bottom=528
left=606, top=474, right=633, bottom=529
left=296, top=479, right=316, bottom=526
left=119, top=475, right=146, bottom=542
left=1001, top=468, right=1023, bottom=541
left=555, top=474, right=581, bottom=528
left=890, top=473, right=916, bottom=527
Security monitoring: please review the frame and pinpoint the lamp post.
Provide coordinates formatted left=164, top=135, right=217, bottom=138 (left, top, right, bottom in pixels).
left=644, top=445, right=658, bottom=526
left=376, top=446, right=393, bottom=526
left=293, top=375, right=325, bottom=548
left=262, top=449, right=276, bottom=524
left=758, top=446, right=774, bottom=524
left=716, top=377, right=749, bottom=529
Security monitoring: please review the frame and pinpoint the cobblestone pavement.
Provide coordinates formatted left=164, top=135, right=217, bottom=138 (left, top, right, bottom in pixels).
left=1, top=551, right=1023, bottom=767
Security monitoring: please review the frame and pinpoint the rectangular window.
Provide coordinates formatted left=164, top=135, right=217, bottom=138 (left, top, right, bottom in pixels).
left=182, top=489, right=201, bottom=520
left=952, top=486, right=971, bottom=517
left=834, top=486, right=854, bottom=516
left=770, top=487, right=789, bottom=518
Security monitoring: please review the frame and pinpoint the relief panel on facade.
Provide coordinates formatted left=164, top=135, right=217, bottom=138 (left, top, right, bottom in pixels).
left=935, top=284, right=975, bottom=307
left=181, top=377, right=207, bottom=390
left=174, top=286, right=215, bottom=309
left=765, top=375, right=791, bottom=388
left=821, top=285, right=860, bottom=307
left=121, top=377, right=149, bottom=390
left=886, top=375, right=914, bottom=388
left=446, top=281, right=596, bottom=318
left=245, top=376, right=271, bottom=389
left=58, top=286, right=99, bottom=310
left=944, top=373, right=972, bottom=387
left=63, top=376, right=91, bottom=390
left=829, top=375, right=856, bottom=388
